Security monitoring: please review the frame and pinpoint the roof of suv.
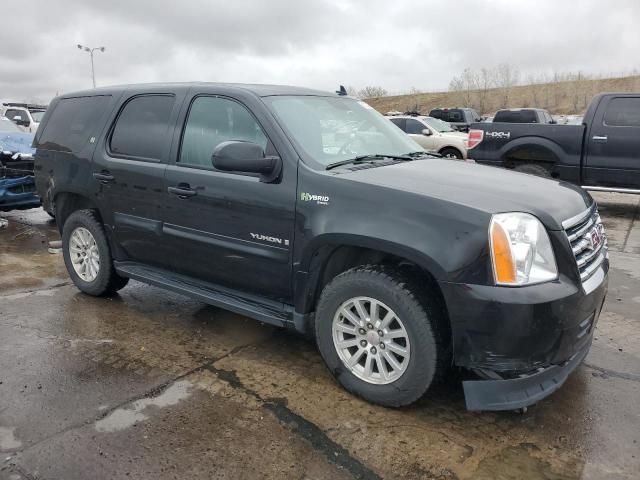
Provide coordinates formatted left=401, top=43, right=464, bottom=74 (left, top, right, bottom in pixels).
left=58, top=82, right=336, bottom=99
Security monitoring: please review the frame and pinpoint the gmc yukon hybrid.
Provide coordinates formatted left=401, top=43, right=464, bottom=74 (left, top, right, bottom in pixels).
left=34, top=83, right=608, bottom=411
left=468, top=93, right=640, bottom=192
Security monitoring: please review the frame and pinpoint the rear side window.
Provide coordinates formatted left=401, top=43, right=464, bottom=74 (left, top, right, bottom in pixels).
left=430, top=110, right=443, bottom=120
left=179, top=96, right=268, bottom=168
left=604, top=97, right=640, bottom=127
left=110, top=95, right=175, bottom=160
left=389, top=118, right=405, bottom=131
left=37, top=96, right=110, bottom=152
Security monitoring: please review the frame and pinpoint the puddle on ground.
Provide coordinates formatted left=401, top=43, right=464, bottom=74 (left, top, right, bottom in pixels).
left=0, top=427, right=22, bottom=450
left=95, top=380, right=192, bottom=433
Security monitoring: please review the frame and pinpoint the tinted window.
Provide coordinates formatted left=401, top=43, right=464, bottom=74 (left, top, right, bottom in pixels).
left=520, top=110, right=537, bottom=123
left=389, top=118, right=405, bottom=131
left=405, top=119, right=425, bottom=134
left=37, top=96, right=111, bottom=152
left=448, top=110, right=463, bottom=122
left=110, top=95, right=175, bottom=160
left=604, top=97, right=640, bottom=127
left=430, top=109, right=444, bottom=120
left=5, top=109, right=22, bottom=120
left=179, top=96, right=268, bottom=168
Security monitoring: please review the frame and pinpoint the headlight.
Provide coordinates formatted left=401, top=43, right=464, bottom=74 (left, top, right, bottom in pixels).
left=489, top=212, right=557, bottom=286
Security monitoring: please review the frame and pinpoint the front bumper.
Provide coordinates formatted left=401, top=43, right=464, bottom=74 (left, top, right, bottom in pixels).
left=440, top=260, right=608, bottom=411
left=462, top=336, right=591, bottom=411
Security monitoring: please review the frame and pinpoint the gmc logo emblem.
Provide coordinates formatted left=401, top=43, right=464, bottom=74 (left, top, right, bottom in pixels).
left=589, top=229, right=602, bottom=250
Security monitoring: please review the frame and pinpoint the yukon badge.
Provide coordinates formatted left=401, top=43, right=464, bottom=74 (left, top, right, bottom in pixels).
left=250, top=233, right=289, bottom=246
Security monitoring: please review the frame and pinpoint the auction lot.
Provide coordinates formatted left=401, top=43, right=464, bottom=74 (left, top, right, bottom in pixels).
left=1, top=192, right=638, bottom=480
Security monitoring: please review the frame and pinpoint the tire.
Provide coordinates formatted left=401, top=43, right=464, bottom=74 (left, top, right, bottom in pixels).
left=440, top=147, right=463, bottom=159
left=513, top=163, right=551, bottom=178
left=62, top=209, right=129, bottom=296
left=315, top=265, right=449, bottom=407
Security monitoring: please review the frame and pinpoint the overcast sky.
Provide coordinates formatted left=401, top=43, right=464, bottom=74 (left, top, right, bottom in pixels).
left=1, top=0, right=639, bottom=103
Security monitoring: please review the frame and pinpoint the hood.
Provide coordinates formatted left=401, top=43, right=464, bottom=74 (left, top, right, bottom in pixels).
left=0, top=132, right=36, bottom=156
left=340, top=159, right=592, bottom=230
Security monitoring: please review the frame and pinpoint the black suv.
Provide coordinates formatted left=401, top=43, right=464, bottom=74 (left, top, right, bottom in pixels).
left=34, top=83, right=608, bottom=411
left=428, top=107, right=481, bottom=132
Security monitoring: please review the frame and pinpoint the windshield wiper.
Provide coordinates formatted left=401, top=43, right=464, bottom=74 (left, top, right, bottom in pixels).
left=325, top=154, right=412, bottom=171
left=405, top=151, right=441, bottom=158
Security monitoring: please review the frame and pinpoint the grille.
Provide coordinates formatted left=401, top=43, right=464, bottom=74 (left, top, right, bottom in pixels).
left=564, top=207, right=607, bottom=282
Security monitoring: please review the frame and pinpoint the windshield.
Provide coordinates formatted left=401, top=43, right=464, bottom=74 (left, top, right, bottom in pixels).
left=0, top=117, right=23, bottom=133
left=423, top=117, right=454, bottom=133
left=266, top=96, right=424, bottom=168
left=30, top=110, right=45, bottom=122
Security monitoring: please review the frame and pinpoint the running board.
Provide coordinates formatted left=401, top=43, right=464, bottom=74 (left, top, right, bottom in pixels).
left=114, top=261, right=294, bottom=329
left=582, top=185, right=640, bottom=195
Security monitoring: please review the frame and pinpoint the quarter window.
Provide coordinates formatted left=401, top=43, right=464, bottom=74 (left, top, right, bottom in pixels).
left=110, top=95, right=175, bottom=160
left=179, top=96, right=268, bottom=168
left=604, top=97, right=640, bottom=127
left=37, top=96, right=111, bottom=153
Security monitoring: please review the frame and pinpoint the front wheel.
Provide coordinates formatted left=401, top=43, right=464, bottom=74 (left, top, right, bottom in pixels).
left=315, top=266, right=448, bottom=407
left=440, top=147, right=463, bottom=159
left=62, top=209, right=129, bottom=296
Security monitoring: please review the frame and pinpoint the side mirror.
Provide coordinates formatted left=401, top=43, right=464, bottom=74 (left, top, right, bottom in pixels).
left=421, top=129, right=432, bottom=136
left=549, top=119, right=557, bottom=124
left=212, top=141, right=281, bottom=182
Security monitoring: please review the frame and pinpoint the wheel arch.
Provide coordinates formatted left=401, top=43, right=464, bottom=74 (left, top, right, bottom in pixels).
left=53, top=191, right=101, bottom=232
left=295, top=234, right=448, bottom=317
left=499, top=137, right=563, bottom=170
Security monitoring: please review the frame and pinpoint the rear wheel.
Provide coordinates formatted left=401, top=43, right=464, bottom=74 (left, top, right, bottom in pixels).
left=315, top=265, right=448, bottom=407
left=440, top=147, right=463, bottom=159
left=513, top=163, right=551, bottom=178
left=62, top=209, right=129, bottom=296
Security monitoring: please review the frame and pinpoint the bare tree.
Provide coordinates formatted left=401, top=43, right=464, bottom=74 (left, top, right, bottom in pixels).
left=357, top=86, right=388, bottom=99
left=495, top=63, right=520, bottom=108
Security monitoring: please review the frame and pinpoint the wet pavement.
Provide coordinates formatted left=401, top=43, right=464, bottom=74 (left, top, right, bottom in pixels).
left=0, top=192, right=639, bottom=480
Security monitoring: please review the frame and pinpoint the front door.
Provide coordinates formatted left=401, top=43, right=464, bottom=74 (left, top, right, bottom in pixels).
left=162, top=93, right=296, bottom=302
left=584, top=96, right=640, bottom=189
left=405, top=118, right=436, bottom=150
left=92, top=91, right=185, bottom=268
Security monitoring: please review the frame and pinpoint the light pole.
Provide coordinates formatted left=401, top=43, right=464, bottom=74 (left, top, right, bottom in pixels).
left=77, top=44, right=105, bottom=88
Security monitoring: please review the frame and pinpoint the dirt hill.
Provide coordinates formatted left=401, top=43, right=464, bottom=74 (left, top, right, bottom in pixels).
left=365, top=75, right=640, bottom=116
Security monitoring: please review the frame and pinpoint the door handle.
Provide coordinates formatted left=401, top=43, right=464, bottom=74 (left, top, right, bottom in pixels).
left=168, top=185, right=197, bottom=198
left=592, top=135, right=608, bottom=143
left=93, top=171, right=115, bottom=183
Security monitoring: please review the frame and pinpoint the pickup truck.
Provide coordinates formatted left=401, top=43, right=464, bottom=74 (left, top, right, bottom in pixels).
left=468, top=93, right=640, bottom=193
left=35, top=83, right=608, bottom=411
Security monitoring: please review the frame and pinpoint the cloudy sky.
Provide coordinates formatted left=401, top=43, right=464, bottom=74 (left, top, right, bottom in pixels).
left=1, top=0, right=638, bottom=103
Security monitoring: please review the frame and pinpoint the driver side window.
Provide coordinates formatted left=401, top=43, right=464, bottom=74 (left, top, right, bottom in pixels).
left=179, top=96, right=268, bottom=168
left=405, top=119, right=425, bottom=134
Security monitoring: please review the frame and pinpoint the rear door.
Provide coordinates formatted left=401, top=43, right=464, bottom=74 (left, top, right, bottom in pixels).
left=162, top=91, right=296, bottom=302
left=584, top=96, right=640, bottom=189
left=92, top=89, right=186, bottom=268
